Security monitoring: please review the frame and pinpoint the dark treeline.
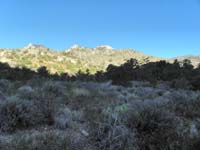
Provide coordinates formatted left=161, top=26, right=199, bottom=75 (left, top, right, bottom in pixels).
left=0, top=58, right=200, bottom=90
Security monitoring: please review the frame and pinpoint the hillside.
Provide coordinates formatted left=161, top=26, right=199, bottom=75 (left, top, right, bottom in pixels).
left=0, top=44, right=161, bottom=74
left=169, top=55, right=200, bottom=67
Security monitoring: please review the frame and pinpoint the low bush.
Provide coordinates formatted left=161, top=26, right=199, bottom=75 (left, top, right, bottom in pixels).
left=0, top=97, right=46, bottom=132
left=5, top=130, right=90, bottom=150
left=125, top=105, right=182, bottom=150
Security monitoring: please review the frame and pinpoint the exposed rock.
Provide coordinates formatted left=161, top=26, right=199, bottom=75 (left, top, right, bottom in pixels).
left=67, top=45, right=83, bottom=52
left=70, top=44, right=81, bottom=49
left=23, top=43, right=47, bottom=50
left=21, top=43, right=50, bottom=55
left=96, top=45, right=114, bottom=50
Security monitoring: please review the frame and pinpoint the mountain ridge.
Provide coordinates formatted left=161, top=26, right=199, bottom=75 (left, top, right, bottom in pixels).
left=0, top=44, right=199, bottom=74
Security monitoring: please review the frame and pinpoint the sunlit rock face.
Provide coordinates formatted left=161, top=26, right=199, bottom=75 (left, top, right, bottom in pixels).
left=23, top=43, right=47, bottom=50
left=21, top=43, right=50, bottom=55
left=96, top=45, right=114, bottom=50
left=70, top=44, right=82, bottom=49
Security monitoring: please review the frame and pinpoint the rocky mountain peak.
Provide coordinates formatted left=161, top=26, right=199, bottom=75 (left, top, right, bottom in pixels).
left=20, top=43, right=50, bottom=55
left=66, top=44, right=83, bottom=52
left=23, top=43, right=48, bottom=50
left=96, top=45, right=114, bottom=50
left=70, top=44, right=81, bottom=49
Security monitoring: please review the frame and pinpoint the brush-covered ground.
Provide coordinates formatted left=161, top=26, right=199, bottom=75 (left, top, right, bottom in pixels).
left=0, top=79, right=200, bottom=150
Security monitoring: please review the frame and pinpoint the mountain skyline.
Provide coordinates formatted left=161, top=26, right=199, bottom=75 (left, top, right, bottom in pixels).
left=1, top=43, right=199, bottom=59
left=1, top=44, right=200, bottom=75
left=0, top=44, right=161, bottom=74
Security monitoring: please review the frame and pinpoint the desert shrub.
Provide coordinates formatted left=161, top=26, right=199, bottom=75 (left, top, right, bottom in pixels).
left=189, top=137, right=200, bottom=150
left=0, top=135, right=11, bottom=149
left=0, top=97, right=46, bottom=132
left=6, top=130, right=90, bottom=150
left=84, top=104, right=138, bottom=150
left=125, top=105, right=183, bottom=150
left=32, top=81, right=73, bottom=124
left=171, top=78, right=192, bottom=90
left=17, top=85, right=34, bottom=93
left=70, top=87, right=90, bottom=97
left=0, top=80, right=25, bottom=96
left=16, top=85, right=34, bottom=99
left=23, top=81, right=67, bottom=114
left=168, top=93, right=200, bottom=119
left=190, top=75, right=200, bottom=90
left=67, top=82, right=115, bottom=110
left=90, top=122, right=137, bottom=150
left=26, top=77, right=49, bottom=87
left=0, top=90, right=6, bottom=101
left=39, top=81, right=67, bottom=99
left=54, top=107, right=83, bottom=129
left=37, top=66, right=49, bottom=78
left=0, top=79, right=11, bottom=92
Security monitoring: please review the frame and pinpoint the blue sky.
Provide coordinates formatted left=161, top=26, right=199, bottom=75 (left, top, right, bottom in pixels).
left=0, top=0, right=200, bottom=58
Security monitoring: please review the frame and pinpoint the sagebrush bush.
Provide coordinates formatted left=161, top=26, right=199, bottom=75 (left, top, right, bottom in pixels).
left=0, top=79, right=11, bottom=92
left=84, top=102, right=138, bottom=150
left=0, top=97, right=46, bottom=132
left=0, top=90, right=6, bottom=101
left=171, top=78, right=193, bottom=90
left=16, top=85, right=34, bottom=99
left=168, top=93, right=200, bottom=119
left=54, top=107, right=82, bottom=129
left=125, top=105, right=182, bottom=150
left=5, top=130, right=90, bottom=150
left=0, top=77, right=200, bottom=149
left=70, top=87, right=90, bottom=97
left=42, top=81, right=66, bottom=97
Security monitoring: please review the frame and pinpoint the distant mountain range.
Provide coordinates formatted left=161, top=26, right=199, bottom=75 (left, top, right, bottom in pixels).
left=0, top=44, right=199, bottom=74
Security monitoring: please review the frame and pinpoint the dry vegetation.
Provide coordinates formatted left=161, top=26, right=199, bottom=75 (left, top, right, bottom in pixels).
left=0, top=44, right=161, bottom=74
left=1, top=46, right=200, bottom=149
left=1, top=79, right=200, bottom=150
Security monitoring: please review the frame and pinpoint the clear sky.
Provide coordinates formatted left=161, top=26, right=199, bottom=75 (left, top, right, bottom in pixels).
left=0, top=0, right=200, bottom=58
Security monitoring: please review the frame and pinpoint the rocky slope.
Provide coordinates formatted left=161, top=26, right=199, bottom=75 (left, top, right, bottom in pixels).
left=0, top=44, right=161, bottom=74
